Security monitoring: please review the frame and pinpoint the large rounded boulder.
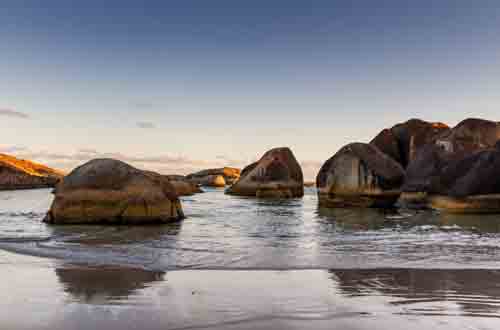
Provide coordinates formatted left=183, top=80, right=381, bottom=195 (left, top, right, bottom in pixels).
left=44, top=159, right=184, bottom=224
left=370, top=119, right=449, bottom=168
left=401, top=118, right=500, bottom=208
left=427, top=146, right=500, bottom=213
left=316, top=143, right=405, bottom=208
left=226, top=147, right=303, bottom=198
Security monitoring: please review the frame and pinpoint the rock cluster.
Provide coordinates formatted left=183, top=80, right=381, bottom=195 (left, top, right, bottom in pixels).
left=317, top=118, right=500, bottom=212
left=35, top=116, right=500, bottom=224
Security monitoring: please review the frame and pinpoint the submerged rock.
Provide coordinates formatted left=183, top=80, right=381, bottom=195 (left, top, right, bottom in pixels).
left=0, top=153, right=63, bottom=190
left=226, top=147, right=304, bottom=198
left=44, top=159, right=184, bottom=224
left=186, top=167, right=240, bottom=187
left=370, top=119, right=449, bottom=168
left=316, top=143, right=404, bottom=208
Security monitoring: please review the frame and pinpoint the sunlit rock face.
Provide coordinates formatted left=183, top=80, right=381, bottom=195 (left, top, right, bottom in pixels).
left=401, top=118, right=500, bottom=209
left=226, top=147, right=304, bottom=198
left=188, top=174, right=226, bottom=187
left=186, top=167, right=240, bottom=187
left=370, top=119, right=450, bottom=168
left=316, top=143, right=404, bottom=208
left=0, top=153, right=63, bottom=190
left=44, top=159, right=184, bottom=224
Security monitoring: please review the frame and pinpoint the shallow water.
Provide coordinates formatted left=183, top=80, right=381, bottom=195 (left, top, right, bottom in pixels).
left=2, top=188, right=500, bottom=270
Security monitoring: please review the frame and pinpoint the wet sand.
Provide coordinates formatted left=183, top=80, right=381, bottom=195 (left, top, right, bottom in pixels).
left=1, top=250, right=500, bottom=330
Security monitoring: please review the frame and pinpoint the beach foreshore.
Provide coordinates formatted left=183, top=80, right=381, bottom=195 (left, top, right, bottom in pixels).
left=1, top=249, right=499, bottom=330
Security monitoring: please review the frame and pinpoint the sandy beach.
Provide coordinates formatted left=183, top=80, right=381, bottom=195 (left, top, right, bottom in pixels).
left=1, top=249, right=499, bottom=330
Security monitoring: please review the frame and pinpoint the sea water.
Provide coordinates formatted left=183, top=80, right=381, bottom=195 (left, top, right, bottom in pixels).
left=1, top=187, right=500, bottom=270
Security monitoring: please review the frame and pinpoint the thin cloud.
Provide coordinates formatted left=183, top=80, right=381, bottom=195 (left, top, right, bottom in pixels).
left=77, top=148, right=99, bottom=154
left=0, top=108, right=30, bottom=119
left=6, top=148, right=231, bottom=175
left=137, top=121, right=156, bottom=129
left=215, top=155, right=248, bottom=165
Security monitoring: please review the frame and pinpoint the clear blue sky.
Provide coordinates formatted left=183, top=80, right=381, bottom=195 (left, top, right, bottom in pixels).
left=1, top=0, right=500, bottom=179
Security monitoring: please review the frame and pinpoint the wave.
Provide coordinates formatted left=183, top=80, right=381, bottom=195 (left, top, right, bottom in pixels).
left=3, top=239, right=500, bottom=272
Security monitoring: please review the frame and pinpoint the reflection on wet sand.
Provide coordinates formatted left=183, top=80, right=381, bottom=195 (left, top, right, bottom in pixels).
left=2, top=249, right=500, bottom=330
left=55, top=262, right=500, bottom=319
left=56, top=266, right=165, bottom=304
left=332, top=268, right=500, bottom=317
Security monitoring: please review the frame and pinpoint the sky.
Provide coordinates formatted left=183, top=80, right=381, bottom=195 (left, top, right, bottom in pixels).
left=1, top=0, right=500, bottom=179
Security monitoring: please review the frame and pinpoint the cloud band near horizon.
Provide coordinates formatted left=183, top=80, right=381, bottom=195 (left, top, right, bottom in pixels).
left=0, top=109, right=30, bottom=119
left=0, top=145, right=321, bottom=180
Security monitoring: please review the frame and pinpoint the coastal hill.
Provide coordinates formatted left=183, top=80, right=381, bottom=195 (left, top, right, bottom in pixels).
left=0, top=153, right=63, bottom=190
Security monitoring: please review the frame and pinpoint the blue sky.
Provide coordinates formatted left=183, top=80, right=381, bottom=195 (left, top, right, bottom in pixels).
left=1, top=1, right=500, bottom=179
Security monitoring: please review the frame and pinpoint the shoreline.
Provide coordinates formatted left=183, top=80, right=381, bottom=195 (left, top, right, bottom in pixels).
left=4, top=241, right=500, bottom=271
